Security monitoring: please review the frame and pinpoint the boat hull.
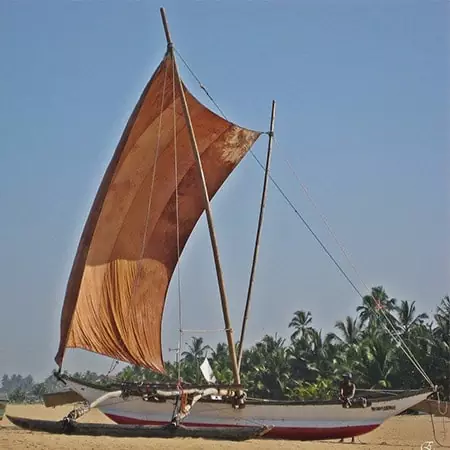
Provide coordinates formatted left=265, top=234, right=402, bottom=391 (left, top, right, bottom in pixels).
left=105, top=412, right=378, bottom=440
left=64, top=378, right=432, bottom=440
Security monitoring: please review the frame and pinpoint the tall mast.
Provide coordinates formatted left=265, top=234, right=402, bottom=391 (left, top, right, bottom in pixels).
left=159, top=8, right=241, bottom=386
left=237, top=100, right=276, bottom=371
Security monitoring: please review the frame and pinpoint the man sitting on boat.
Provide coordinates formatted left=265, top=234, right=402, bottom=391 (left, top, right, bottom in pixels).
left=339, top=373, right=356, bottom=443
left=339, top=373, right=356, bottom=408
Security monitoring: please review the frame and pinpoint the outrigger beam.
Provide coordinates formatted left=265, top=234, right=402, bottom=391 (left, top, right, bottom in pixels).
left=61, top=390, right=122, bottom=431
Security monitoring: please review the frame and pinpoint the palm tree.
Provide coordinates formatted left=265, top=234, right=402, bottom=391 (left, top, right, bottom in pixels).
left=289, top=310, right=313, bottom=341
left=357, top=286, right=397, bottom=332
left=435, top=296, right=450, bottom=339
left=131, top=365, right=144, bottom=381
left=328, top=316, right=363, bottom=378
left=306, top=329, right=338, bottom=378
left=117, top=366, right=135, bottom=381
left=391, top=322, right=433, bottom=389
left=211, top=342, right=228, bottom=363
left=436, top=295, right=450, bottom=315
left=181, top=337, right=212, bottom=383
left=251, top=334, right=291, bottom=399
left=50, top=289, right=450, bottom=400
left=287, top=336, right=314, bottom=381
left=182, top=337, right=211, bottom=362
left=209, top=343, right=234, bottom=384
left=333, top=316, right=363, bottom=346
left=357, top=334, right=394, bottom=389
left=31, top=383, right=47, bottom=400
left=395, top=300, right=428, bottom=335
left=433, top=296, right=450, bottom=399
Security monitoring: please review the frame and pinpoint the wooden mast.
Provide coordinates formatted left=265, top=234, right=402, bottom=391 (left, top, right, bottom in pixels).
left=159, top=7, right=241, bottom=386
left=237, top=100, right=276, bottom=371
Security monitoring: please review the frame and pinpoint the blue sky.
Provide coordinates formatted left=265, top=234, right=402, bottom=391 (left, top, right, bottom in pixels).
left=0, top=0, right=448, bottom=381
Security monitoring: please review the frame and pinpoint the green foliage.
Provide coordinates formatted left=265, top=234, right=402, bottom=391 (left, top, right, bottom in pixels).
left=8, top=387, right=27, bottom=403
left=0, top=373, right=66, bottom=404
left=2, top=289, right=449, bottom=403
left=287, top=376, right=335, bottom=400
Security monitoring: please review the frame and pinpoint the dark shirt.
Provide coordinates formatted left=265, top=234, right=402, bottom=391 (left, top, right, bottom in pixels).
left=340, top=381, right=356, bottom=398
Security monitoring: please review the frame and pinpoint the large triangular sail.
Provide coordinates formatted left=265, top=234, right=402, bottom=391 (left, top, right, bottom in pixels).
left=55, top=52, right=261, bottom=373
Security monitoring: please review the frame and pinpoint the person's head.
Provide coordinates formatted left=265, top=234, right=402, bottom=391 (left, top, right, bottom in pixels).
left=343, top=373, right=352, bottom=383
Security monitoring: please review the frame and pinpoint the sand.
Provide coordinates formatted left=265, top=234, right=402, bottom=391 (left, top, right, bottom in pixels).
left=0, top=404, right=449, bottom=450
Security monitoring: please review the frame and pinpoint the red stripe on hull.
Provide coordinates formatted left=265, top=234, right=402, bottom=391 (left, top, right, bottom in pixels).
left=105, top=413, right=380, bottom=440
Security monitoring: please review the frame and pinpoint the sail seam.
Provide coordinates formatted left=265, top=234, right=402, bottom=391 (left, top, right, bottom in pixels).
left=115, top=56, right=169, bottom=370
left=106, top=80, right=227, bottom=262
left=106, top=124, right=189, bottom=261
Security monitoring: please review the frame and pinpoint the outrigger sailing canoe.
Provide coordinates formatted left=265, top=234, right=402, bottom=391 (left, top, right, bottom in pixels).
left=32, top=373, right=431, bottom=440
left=9, top=7, right=433, bottom=441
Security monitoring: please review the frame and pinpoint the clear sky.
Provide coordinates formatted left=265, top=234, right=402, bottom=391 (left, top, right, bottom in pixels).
left=0, top=0, right=448, bottom=381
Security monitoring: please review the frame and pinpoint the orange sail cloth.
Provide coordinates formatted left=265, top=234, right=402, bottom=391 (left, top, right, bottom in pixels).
left=55, top=53, right=261, bottom=373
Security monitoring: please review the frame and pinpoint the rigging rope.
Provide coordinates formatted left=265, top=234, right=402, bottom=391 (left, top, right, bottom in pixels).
left=126, top=57, right=169, bottom=314
left=272, top=137, right=434, bottom=387
left=106, top=359, right=119, bottom=377
left=174, top=47, right=435, bottom=389
left=174, top=48, right=228, bottom=120
left=437, top=390, right=449, bottom=418
left=251, top=150, right=433, bottom=387
left=430, top=412, right=449, bottom=448
left=181, top=328, right=229, bottom=333
left=139, top=62, right=168, bottom=260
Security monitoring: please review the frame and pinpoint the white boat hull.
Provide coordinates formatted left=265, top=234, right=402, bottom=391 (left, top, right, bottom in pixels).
left=64, top=378, right=431, bottom=440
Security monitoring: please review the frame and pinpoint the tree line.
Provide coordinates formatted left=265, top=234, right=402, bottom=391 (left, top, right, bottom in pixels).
left=2, top=287, right=449, bottom=403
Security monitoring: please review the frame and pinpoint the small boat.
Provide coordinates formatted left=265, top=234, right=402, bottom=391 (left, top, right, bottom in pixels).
left=9, top=7, right=433, bottom=441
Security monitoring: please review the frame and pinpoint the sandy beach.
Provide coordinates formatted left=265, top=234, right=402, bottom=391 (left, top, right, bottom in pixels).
left=0, top=404, right=449, bottom=450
